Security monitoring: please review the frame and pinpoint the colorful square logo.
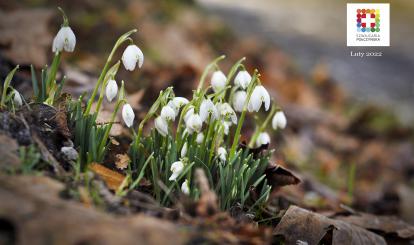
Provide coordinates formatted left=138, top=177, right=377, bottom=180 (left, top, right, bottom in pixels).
left=357, top=8, right=380, bottom=33
left=347, top=3, right=390, bottom=46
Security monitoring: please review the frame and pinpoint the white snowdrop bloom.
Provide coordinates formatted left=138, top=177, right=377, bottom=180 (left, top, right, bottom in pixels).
left=217, top=147, right=227, bottom=162
left=105, top=79, right=118, bottom=102
left=200, top=99, right=218, bottom=122
left=211, top=70, right=227, bottom=93
left=232, top=90, right=247, bottom=112
left=169, top=161, right=184, bottom=181
left=172, top=97, right=189, bottom=109
left=160, top=105, right=176, bottom=121
left=272, top=111, right=287, bottom=130
left=52, top=26, right=76, bottom=53
left=196, top=132, right=204, bottom=144
left=122, top=44, right=144, bottom=71
left=183, top=106, right=195, bottom=123
left=155, top=116, right=169, bottom=137
left=248, top=85, right=271, bottom=112
left=222, top=121, right=232, bottom=135
left=256, top=132, right=271, bottom=146
left=185, top=114, right=203, bottom=134
left=13, top=90, right=22, bottom=107
left=234, top=70, right=252, bottom=89
left=217, top=103, right=237, bottom=124
left=122, top=104, right=135, bottom=128
left=181, top=179, right=190, bottom=195
left=181, top=142, right=188, bottom=158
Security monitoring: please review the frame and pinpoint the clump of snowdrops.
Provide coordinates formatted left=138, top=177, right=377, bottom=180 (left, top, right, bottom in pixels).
left=1, top=8, right=287, bottom=212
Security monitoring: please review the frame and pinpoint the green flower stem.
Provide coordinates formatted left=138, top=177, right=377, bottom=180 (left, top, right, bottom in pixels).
left=248, top=105, right=277, bottom=147
left=84, top=29, right=137, bottom=116
left=196, top=55, right=225, bottom=95
left=94, top=61, right=120, bottom=114
left=229, top=71, right=259, bottom=159
left=57, top=7, right=69, bottom=26
left=223, top=57, right=245, bottom=99
left=45, top=52, right=61, bottom=95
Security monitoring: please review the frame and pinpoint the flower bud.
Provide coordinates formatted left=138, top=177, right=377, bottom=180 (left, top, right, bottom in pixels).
left=122, top=44, right=144, bottom=71
left=196, top=132, right=204, bottom=144
left=122, top=104, right=135, bottom=127
left=105, top=79, right=118, bottom=102
left=185, top=114, right=203, bottom=134
left=232, top=90, right=247, bottom=112
left=256, top=132, right=271, bottom=147
left=272, top=111, right=287, bottom=130
left=155, top=116, right=169, bottom=137
left=13, top=90, right=22, bottom=107
left=181, top=142, right=188, bottom=158
left=234, top=70, right=252, bottom=89
left=211, top=70, right=227, bottom=93
left=181, top=179, right=190, bottom=195
left=52, top=26, right=76, bottom=53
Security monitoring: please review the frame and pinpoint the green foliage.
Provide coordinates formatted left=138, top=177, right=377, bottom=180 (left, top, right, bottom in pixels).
left=18, top=145, right=41, bottom=174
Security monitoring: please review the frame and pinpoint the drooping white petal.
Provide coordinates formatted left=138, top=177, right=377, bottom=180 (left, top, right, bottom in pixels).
left=155, top=116, right=169, bottom=136
left=272, top=111, right=287, bottom=130
left=248, top=85, right=271, bottom=112
left=234, top=70, right=252, bottom=89
left=181, top=179, right=190, bottom=195
left=160, top=105, right=176, bottom=121
left=122, top=104, right=135, bottom=127
left=211, top=70, right=227, bottom=93
left=196, top=132, right=204, bottom=144
left=222, top=121, right=231, bottom=135
left=169, top=161, right=184, bottom=181
left=217, top=147, right=227, bottom=162
left=200, top=99, right=218, bottom=122
left=256, top=132, right=271, bottom=147
left=122, top=45, right=144, bottom=71
left=181, top=142, right=188, bottom=158
left=13, top=90, right=22, bottom=107
left=52, top=26, right=76, bottom=53
left=105, top=79, right=118, bottom=102
left=184, top=106, right=194, bottom=123
left=232, top=90, right=247, bottom=112
left=185, top=114, right=203, bottom=134
left=172, top=97, right=189, bottom=109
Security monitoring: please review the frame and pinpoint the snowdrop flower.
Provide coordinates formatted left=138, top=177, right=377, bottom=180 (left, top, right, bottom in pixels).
left=171, top=97, right=189, bottom=109
left=105, top=79, right=118, bottom=102
left=217, top=103, right=237, bottom=124
left=222, top=121, right=232, bottom=135
left=155, top=116, right=169, bottom=137
left=52, top=26, right=76, bottom=53
left=185, top=114, right=203, bottom=134
left=232, top=90, right=247, bottom=112
left=13, top=90, right=22, bottom=107
left=272, top=111, right=287, bottom=130
left=200, top=99, right=218, bottom=122
left=256, top=132, right=271, bottom=146
left=169, top=161, right=184, bottom=181
left=122, top=44, right=144, bottom=71
left=160, top=105, right=176, bottom=121
left=183, top=106, right=194, bottom=123
left=217, top=147, right=227, bottom=162
left=181, top=142, right=188, bottom=158
left=248, top=85, right=270, bottom=112
left=234, top=70, right=252, bottom=89
left=211, top=70, right=227, bottom=93
left=122, top=104, right=135, bottom=127
left=196, top=132, right=204, bottom=144
left=181, top=180, right=190, bottom=195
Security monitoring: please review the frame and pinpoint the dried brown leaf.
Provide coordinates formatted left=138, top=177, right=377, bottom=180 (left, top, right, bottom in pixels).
left=274, top=205, right=386, bottom=245
left=265, top=165, right=300, bottom=190
left=90, top=163, right=126, bottom=191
